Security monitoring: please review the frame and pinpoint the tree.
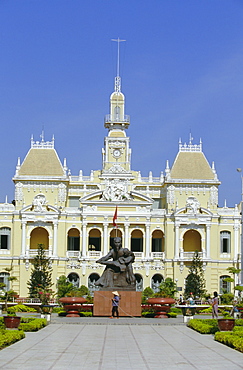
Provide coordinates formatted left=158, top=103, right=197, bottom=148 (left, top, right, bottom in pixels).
left=225, top=266, right=243, bottom=299
left=184, top=251, right=206, bottom=299
left=57, top=275, right=74, bottom=299
left=154, top=278, right=177, bottom=298
left=0, top=266, right=18, bottom=311
left=142, top=286, right=154, bottom=303
left=28, top=244, right=53, bottom=300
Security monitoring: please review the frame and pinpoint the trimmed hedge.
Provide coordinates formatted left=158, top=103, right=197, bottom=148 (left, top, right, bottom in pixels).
left=7, top=304, right=37, bottom=314
left=187, top=319, right=218, bottom=334
left=215, top=330, right=243, bottom=352
left=18, top=318, right=47, bottom=332
left=0, top=330, right=25, bottom=350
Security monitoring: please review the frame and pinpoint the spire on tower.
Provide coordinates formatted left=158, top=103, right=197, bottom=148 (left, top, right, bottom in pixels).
left=104, top=38, right=130, bottom=129
left=111, top=38, right=126, bottom=93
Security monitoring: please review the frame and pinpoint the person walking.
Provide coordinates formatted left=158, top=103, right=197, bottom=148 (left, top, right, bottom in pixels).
left=111, top=291, right=120, bottom=318
left=211, top=291, right=218, bottom=319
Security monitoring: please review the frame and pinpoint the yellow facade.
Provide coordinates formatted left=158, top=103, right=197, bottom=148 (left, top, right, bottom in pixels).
left=0, top=77, right=241, bottom=298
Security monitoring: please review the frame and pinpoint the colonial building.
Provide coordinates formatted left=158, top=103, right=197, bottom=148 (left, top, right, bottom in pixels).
left=0, top=71, right=241, bottom=298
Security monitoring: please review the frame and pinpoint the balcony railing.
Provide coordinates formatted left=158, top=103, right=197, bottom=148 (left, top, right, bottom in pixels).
left=151, top=252, right=165, bottom=260
left=88, top=251, right=102, bottom=258
left=133, top=252, right=144, bottom=259
left=28, top=249, right=49, bottom=257
left=180, top=251, right=203, bottom=260
left=66, top=251, right=81, bottom=259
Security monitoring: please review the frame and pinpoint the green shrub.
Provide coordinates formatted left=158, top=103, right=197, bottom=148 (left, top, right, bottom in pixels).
left=141, top=311, right=155, bottom=317
left=187, top=319, right=218, bottom=334
left=215, top=331, right=243, bottom=352
left=167, top=312, right=177, bottom=318
left=7, top=304, right=37, bottom=314
left=170, top=307, right=182, bottom=314
left=80, top=312, right=92, bottom=317
left=18, top=318, right=47, bottom=332
left=0, top=330, right=25, bottom=349
left=198, top=307, right=212, bottom=314
left=52, top=306, right=63, bottom=313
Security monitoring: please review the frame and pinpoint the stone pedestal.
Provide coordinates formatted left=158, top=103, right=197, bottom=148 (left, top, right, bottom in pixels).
left=93, top=291, right=141, bottom=317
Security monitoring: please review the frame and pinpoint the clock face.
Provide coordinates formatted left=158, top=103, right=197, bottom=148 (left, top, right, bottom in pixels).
left=113, top=149, right=121, bottom=158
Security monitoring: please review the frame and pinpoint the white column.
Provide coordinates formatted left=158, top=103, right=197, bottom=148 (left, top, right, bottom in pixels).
left=103, top=222, right=108, bottom=255
left=82, top=222, right=87, bottom=257
left=145, top=223, right=150, bottom=259
left=234, top=224, right=240, bottom=261
left=175, top=224, right=179, bottom=258
left=124, top=223, right=130, bottom=249
left=21, top=221, right=27, bottom=256
left=53, top=221, right=58, bottom=257
left=206, top=225, right=211, bottom=258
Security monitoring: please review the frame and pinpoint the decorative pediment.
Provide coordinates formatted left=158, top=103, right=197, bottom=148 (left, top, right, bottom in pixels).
left=20, top=194, right=60, bottom=214
left=102, top=164, right=127, bottom=174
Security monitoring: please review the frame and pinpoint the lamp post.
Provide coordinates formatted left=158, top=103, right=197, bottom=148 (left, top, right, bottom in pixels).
left=237, top=168, right=243, bottom=285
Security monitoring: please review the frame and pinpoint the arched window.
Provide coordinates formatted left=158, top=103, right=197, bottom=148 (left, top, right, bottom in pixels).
left=152, top=230, right=164, bottom=252
left=220, top=275, right=231, bottom=294
left=30, top=227, right=49, bottom=250
left=0, top=227, right=11, bottom=250
left=114, top=106, right=120, bottom=120
left=67, top=273, right=80, bottom=288
left=0, top=272, right=10, bottom=291
left=183, top=230, right=201, bottom=252
left=151, top=274, right=164, bottom=293
left=67, top=228, right=80, bottom=251
left=88, top=229, right=101, bottom=251
left=131, top=230, right=143, bottom=252
left=88, top=273, right=100, bottom=296
left=220, top=231, right=231, bottom=253
left=135, top=274, right=143, bottom=292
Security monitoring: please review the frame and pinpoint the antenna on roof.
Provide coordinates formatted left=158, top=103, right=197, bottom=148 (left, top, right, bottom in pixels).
left=111, top=37, right=126, bottom=92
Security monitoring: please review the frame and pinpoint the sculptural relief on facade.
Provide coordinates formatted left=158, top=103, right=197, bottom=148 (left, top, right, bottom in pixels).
left=103, top=163, right=127, bottom=174
left=58, top=183, right=67, bottom=202
left=186, top=196, right=200, bottom=214
left=15, top=182, right=23, bottom=201
left=102, top=179, right=131, bottom=201
left=32, top=194, right=47, bottom=212
left=210, top=186, right=218, bottom=206
left=167, top=185, right=175, bottom=205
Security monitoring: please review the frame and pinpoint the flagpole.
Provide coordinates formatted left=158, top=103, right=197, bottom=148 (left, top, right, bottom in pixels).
left=113, top=206, right=118, bottom=237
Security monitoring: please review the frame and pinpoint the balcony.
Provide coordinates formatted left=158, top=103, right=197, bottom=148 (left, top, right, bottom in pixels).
left=179, top=251, right=203, bottom=260
left=66, top=251, right=81, bottom=259
left=133, top=252, right=144, bottom=259
left=87, top=251, right=102, bottom=258
left=104, top=114, right=130, bottom=127
left=151, top=252, right=165, bottom=260
left=28, top=249, right=49, bottom=257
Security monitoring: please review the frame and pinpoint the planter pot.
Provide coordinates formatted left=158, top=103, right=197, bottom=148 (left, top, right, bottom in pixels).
left=59, top=297, right=87, bottom=317
left=218, top=318, right=235, bottom=331
left=3, top=316, right=21, bottom=329
left=147, top=297, right=176, bottom=318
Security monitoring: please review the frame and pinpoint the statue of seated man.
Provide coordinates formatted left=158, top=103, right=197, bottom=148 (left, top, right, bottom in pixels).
left=95, top=237, right=136, bottom=290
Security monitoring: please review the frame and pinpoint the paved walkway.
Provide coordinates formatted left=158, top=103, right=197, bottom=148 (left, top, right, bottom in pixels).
left=0, top=316, right=242, bottom=369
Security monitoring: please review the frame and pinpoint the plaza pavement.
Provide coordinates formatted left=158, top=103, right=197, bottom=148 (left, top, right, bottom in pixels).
left=0, top=315, right=242, bottom=369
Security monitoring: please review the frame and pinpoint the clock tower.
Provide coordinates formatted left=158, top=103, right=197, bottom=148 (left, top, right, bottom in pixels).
left=101, top=42, right=132, bottom=179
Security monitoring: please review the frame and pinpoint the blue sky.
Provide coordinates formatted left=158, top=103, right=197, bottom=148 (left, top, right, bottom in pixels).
left=0, top=0, right=243, bottom=206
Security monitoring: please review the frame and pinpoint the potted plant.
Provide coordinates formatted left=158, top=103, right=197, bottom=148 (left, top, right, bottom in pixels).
left=147, top=278, right=176, bottom=318
left=0, top=267, right=21, bottom=329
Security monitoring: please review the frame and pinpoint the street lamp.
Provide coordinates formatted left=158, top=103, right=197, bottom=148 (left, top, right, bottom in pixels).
left=237, top=168, right=243, bottom=285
